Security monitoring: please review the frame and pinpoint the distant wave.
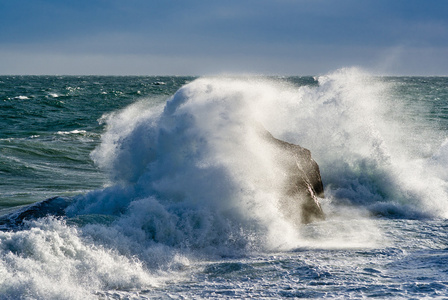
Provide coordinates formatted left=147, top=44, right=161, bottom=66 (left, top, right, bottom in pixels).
left=57, top=129, right=87, bottom=135
left=13, top=95, right=30, bottom=100
left=48, top=93, right=60, bottom=98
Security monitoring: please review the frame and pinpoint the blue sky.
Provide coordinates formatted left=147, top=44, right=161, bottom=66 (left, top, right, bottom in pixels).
left=0, top=0, right=447, bottom=75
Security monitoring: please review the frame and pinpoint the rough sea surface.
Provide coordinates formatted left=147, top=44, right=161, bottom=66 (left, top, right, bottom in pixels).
left=1, top=70, right=448, bottom=299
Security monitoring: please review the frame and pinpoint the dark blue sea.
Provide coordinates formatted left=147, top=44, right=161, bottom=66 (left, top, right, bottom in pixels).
left=1, top=69, right=448, bottom=299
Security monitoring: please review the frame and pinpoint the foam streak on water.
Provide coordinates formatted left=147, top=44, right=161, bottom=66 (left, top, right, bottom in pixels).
left=1, top=70, right=448, bottom=298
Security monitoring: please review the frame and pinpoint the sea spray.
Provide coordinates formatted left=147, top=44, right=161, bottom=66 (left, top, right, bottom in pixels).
left=71, top=76, right=308, bottom=252
left=266, top=68, right=448, bottom=219
left=2, top=70, right=448, bottom=298
left=78, top=69, right=448, bottom=222
left=66, top=70, right=391, bottom=256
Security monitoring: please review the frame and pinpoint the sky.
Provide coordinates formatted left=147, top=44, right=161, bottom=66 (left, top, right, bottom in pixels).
left=0, top=0, right=447, bottom=76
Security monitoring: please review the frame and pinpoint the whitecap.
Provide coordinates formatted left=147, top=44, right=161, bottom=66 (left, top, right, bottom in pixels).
left=57, top=130, right=87, bottom=135
left=14, top=95, right=29, bottom=100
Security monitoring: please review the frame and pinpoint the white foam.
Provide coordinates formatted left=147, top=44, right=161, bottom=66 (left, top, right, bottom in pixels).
left=13, top=95, right=29, bottom=100
left=3, top=69, right=448, bottom=298
left=57, top=130, right=87, bottom=135
left=82, top=76, right=316, bottom=251
left=74, top=72, right=391, bottom=255
left=0, top=218, right=160, bottom=299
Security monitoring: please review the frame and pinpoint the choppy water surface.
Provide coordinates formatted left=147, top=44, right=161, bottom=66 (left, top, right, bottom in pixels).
left=0, top=76, right=192, bottom=208
left=1, top=71, right=448, bottom=299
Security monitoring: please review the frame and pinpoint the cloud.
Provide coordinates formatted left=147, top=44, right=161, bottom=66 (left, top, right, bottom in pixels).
left=0, top=0, right=447, bottom=75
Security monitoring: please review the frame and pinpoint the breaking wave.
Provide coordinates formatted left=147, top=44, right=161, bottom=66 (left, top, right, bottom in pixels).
left=2, top=68, right=448, bottom=298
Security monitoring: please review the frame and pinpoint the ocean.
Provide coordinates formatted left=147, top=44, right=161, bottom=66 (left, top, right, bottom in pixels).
left=1, top=69, right=448, bottom=299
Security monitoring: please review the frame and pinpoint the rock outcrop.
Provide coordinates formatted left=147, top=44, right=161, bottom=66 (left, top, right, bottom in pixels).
left=0, top=196, right=72, bottom=230
left=260, top=129, right=325, bottom=224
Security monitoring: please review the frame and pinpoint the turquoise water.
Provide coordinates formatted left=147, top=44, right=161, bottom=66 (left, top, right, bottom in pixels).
left=1, top=70, right=448, bottom=299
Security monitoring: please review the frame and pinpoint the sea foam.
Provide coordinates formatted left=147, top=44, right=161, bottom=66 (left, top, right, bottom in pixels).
left=2, top=69, right=448, bottom=298
left=79, top=69, right=448, bottom=222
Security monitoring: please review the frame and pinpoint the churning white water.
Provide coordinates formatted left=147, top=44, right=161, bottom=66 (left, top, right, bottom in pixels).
left=1, top=69, right=448, bottom=298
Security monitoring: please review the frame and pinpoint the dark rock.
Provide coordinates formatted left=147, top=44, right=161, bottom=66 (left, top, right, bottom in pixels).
left=0, top=196, right=72, bottom=231
left=260, top=129, right=325, bottom=224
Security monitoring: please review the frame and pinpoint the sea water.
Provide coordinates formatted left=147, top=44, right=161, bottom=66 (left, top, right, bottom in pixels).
left=1, top=69, right=448, bottom=299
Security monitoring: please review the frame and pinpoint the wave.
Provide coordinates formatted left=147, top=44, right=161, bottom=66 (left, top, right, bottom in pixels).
left=57, top=129, right=88, bottom=135
left=61, top=67, right=448, bottom=257
left=73, top=68, right=448, bottom=221
left=12, top=95, right=30, bottom=100
left=1, top=68, right=448, bottom=298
